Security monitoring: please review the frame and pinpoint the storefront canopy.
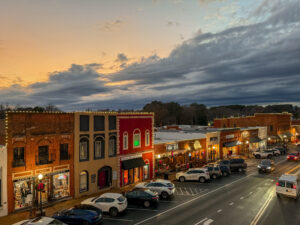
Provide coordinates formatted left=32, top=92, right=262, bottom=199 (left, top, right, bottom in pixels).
left=250, top=137, right=262, bottom=143
left=122, top=157, right=145, bottom=170
left=223, top=141, right=241, bottom=147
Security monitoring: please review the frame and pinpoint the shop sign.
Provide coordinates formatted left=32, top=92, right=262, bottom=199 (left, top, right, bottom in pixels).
left=226, top=134, right=234, bottom=139
left=166, top=144, right=178, bottom=151
left=113, top=171, right=117, bottom=180
left=91, top=174, right=96, bottom=183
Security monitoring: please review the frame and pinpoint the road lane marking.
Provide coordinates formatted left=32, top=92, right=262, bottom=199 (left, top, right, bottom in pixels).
left=134, top=173, right=253, bottom=225
left=103, top=218, right=134, bottom=222
left=127, top=208, right=158, bottom=211
left=229, top=202, right=234, bottom=206
left=203, top=219, right=214, bottom=225
left=250, top=192, right=274, bottom=225
left=195, top=218, right=208, bottom=225
left=240, top=196, right=244, bottom=199
left=217, top=209, right=222, bottom=213
left=249, top=192, right=253, bottom=194
left=184, top=187, right=189, bottom=195
left=286, top=164, right=300, bottom=174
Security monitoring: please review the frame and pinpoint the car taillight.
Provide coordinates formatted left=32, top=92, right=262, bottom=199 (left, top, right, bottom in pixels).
left=287, top=156, right=290, bottom=159
left=118, top=202, right=124, bottom=205
left=168, top=187, right=174, bottom=190
left=293, top=185, right=297, bottom=189
left=152, top=196, right=159, bottom=200
left=276, top=182, right=279, bottom=186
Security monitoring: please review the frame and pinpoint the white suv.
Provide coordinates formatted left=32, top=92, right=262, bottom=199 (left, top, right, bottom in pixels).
left=81, top=193, right=127, bottom=217
left=176, top=168, right=210, bottom=183
left=135, top=179, right=175, bottom=199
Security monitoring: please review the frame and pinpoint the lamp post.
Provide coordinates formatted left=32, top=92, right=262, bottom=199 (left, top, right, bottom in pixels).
left=37, top=174, right=44, bottom=216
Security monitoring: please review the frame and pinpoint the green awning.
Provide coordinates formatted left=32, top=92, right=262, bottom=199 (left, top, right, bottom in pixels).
left=223, top=141, right=241, bottom=147
left=250, top=137, right=262, bottom=143
left=122, top=157, right=145, bottom=170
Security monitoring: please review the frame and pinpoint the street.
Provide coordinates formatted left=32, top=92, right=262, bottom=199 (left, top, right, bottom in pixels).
left=100, top=150, right=300, bottom=225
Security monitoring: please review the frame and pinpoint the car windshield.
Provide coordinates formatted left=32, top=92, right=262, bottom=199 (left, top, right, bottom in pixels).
left=118, top=196, right=126, bottom=202
left=261, top=160, right=271, bottom=165
left=290, top=153, right=298, bottom=156
left=164, top=182, right=173, bottom=187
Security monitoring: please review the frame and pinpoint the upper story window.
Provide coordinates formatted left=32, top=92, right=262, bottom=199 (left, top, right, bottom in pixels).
left=133, top=129, right=141, bottom=148
left=108, top=135, right=117, bottom=157
left=270, top=125, right=273, bottom=132
left=94, top=136, right=105, bottom=159
left=123, top=132, right=128, bottom=150
left=109, top=116, right=116, bottom=130
left=79, top=138, right=89, bottom=161
left=37, top=146, right=50, bottom=165
left=94, top=116, right=105, bottom=131
left=13, top=147, right=25, bottom=167
left=80, top=115, right=89, bottom=132
left=60, top=143, right=69, bottom=160
left=145, top=130, right=150, bottom=147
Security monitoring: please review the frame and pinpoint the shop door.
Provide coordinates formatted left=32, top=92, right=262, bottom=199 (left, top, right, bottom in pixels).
left=98, top=171, right=107, bottom=188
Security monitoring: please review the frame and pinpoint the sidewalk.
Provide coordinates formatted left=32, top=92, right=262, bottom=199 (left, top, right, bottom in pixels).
left=0, top=184, right=137, bottom=225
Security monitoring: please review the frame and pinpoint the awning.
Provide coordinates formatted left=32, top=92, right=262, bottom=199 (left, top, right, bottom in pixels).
left=122, top=157, right=145, bottom=170
left=223, top=141, right=241, bottom=147
left=250, top=137, right=262, bottom=143
left=268, top=135, right=281, bottom=140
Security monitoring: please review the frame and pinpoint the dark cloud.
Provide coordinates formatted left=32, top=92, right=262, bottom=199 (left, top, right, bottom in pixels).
left=1, top=0, right=300, bottom=110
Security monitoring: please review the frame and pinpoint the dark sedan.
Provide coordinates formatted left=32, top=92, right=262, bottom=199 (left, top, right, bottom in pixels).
left=126, top=188, right=159, bottom=208
left=258, top=159, right=275, bottom=173
left=53, top=207, right=102, bottom=225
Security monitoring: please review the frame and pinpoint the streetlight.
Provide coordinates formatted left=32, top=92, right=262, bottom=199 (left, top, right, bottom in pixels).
left=37, top=174, right=44, bottom=216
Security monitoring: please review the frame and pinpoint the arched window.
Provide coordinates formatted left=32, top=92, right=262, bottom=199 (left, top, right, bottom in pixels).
left=98, top=166, right=112, bottom=189
left=123, top=132, right=128, bottom=150
left=79, top=171, right=88, bottom=192
left=145, top=130, right=150, bottom=147
left=108, top=135, right=116, bottom=157
left=79, top=137, right=89, bottom=161
left=133, top=129, right=141, bottom=148
left=94, top=136, right=105, bottom=159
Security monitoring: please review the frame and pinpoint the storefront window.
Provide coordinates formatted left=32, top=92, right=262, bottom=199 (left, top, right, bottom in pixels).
left=134, top=167, right=140, bottom=183
left=53, top=172, right=70, bottom=199
left=123, top=170, right=129, bottom=185
left=14, top=179, right=33, bottom=210
left=143, top=164, right=149, bottom=180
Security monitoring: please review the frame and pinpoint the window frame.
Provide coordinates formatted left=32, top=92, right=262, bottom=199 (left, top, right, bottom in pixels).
left=123, top=132, right=128, bottom=150
left=79, top=138, right=89, bottom=162
left=145, top=130, right=150, bottom=147
left=60, top=143, right=69, bottom=161
left=133, top=129, right=141, bottom=148
left=94, top=136, right=105, bottom=160
left=80, top=115, right=90, bottom=132
left=13, top=147, right=25, bottom=167
left=108, top=135, right=117, bottom=157
left=79, top=171, right=89, bottom=192
left=38, top=145, right=50, bottom=165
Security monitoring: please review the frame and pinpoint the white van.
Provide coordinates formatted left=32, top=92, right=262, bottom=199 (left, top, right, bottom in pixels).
left=276, top=174, right=300, bottom=199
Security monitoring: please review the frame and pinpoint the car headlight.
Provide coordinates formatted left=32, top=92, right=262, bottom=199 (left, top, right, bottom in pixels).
left=267, top=166, right=271, bottom=169
left=257, top=165, right=261, bottom=168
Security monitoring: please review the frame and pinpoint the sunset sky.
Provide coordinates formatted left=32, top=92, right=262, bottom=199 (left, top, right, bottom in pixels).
left=0, top=0, right=299, bottom=110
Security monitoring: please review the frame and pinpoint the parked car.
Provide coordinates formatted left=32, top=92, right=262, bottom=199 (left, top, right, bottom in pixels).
left=135, top=179, right=175, bottom=199
left=176, top=168, right=210, bottom=183
left=219, top=158, right=247, bottom=172
left=276, top=174, right=300, bottom=199
left=265, top=149, right=281, bottom=156
left=13, top=217, right=66, bottom=225
left=257, top=159, right=275, bottom=173
left=126, top=188, right=159, bottom=208
left=275, top=146, right=287, bottom=155
left=253, top=150, right=273, bottom=159
left=52, top=207, right=102, bottom=225
left=218, top=164, right=231, bottom=177
left=287, top=152, right=300, bottom=162
left=81, top=193, right=127, bottom=217
left=203, top=165, right=222, bottom=179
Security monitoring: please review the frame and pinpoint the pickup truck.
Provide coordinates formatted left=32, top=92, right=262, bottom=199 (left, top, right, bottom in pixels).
left=253, top=150, right=273, bottom=159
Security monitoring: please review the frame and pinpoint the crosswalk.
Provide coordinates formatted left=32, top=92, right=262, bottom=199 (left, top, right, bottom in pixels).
left=174, top=187, right=208, bottom=196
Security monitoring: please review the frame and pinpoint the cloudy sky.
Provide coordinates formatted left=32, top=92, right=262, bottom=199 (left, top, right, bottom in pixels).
left=0, top=0, right=299, bottom=110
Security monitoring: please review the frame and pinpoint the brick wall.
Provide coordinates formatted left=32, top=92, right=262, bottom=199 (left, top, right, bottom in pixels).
left=0, top=119, right=5, bottom=145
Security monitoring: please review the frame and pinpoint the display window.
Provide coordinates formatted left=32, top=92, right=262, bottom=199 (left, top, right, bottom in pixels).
left=123, top=170, right=129, bottom=186
left=14, top=179, right=33, bottom=210
left=143, top=164, right=149, bottom=180
left=52, top=172, right=70, bottom=199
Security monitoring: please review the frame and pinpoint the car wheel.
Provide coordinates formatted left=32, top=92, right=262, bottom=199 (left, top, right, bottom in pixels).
left=199, top=177, right=205, bottom=183
left=179, top=176, right=185, bottom=182
left=212, top=174, right=217, bottom=179
left=109, top=207, right=119, bottom=217
left=238, top=168, right=243, bottom=173
left=161, top=191, right=169, bottom=199
left=255, top=155, right=260, bottom=159
left=223, top=171, right=228, bottom=177
left=144, top=200, right=150, bottom=208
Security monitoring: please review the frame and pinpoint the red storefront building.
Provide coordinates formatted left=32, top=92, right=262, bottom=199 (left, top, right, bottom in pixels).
left=117, top=113, right=154, bottom=187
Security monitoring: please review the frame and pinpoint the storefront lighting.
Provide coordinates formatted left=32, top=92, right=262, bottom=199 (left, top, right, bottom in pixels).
left=284, top=135, right=287, bottom=138
left=268, top=137, right=271, bottom=141
left=246, top=141, right=249, bottom=144
left=158, top=154, right=161, bottom=159
left=38, top=174, right=43, bottom=180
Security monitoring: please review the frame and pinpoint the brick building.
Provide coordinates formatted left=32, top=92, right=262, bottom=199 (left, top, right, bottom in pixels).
left=6, top=112, right=74, bottom=213
left=214, top=113, right=292, bottom=142
left=118, top=113, right=155, bottom=187
left=0, top=119, right=5, bottom=145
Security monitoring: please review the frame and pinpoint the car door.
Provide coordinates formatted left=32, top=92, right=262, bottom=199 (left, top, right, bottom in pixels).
left=185, top=171, right=194, bottom=181
left=146, top=183, right=158, bottom=194
left=277, top=180, right=286, bottom=194
left=95, top=197, right=109, bottom=212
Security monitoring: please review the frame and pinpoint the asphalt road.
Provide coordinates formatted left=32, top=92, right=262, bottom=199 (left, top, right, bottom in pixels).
left=101, top=148, right=300, bottom=225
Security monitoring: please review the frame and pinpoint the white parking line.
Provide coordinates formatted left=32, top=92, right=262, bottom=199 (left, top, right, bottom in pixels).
left=127, top=208, right=158, bottom=211
left=190, top=187, right=195, bottom=195
left=103, top=218, right=134, bottom=222
left=229, top=202, right=234, bottom=206
left=217, top=209, right=222, bottom=213
left=240, top=196, right=244, bottom=200
left=249, top=192, right=253, bottom=195
left=195, top=218, right=208, bottom=225
left=203, top=219, right=214, bottom=225
left=184, top=187, right=189, bottom=195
